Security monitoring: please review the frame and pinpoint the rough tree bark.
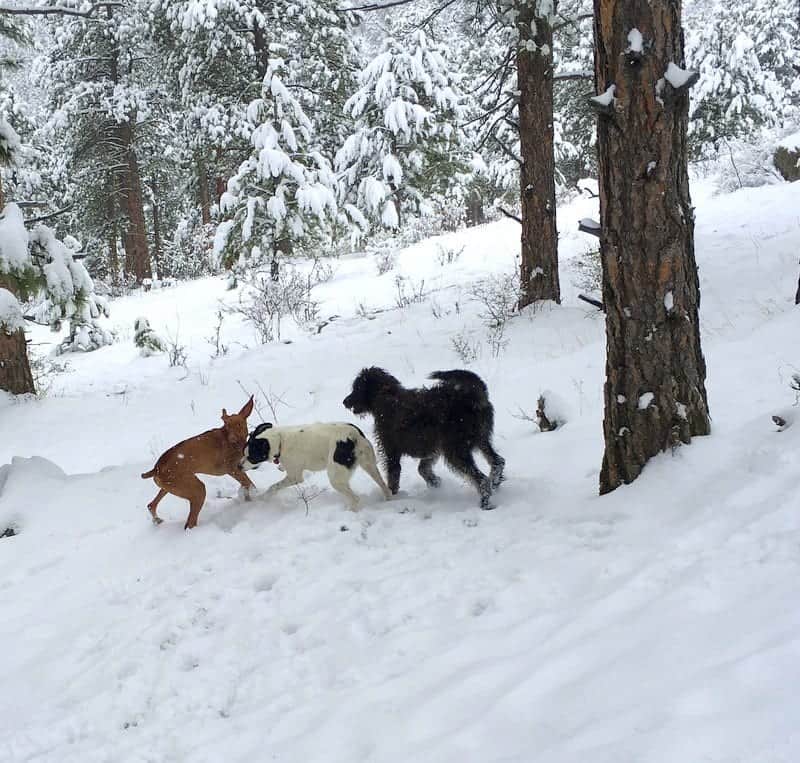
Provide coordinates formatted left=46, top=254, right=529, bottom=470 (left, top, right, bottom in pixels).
left=149, top=176, right=163, bottom=276
left=116, top=121, right=151, bottom=283
left=0, top=272, right=35, bottom=396
left=105, top=171, right=119, bottom=287
left=197, top=154, right=211, bottom=225
left=516, top=0, right=561, bottom=307
left=593, top=0, right=710, bottom=494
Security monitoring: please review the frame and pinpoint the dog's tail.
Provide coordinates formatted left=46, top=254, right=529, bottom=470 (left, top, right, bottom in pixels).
left=429, top=369, right=489, bottom=399
left=141, top=469, right=155, bottom=479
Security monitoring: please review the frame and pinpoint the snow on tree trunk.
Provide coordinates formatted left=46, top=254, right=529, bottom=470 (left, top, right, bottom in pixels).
left=517, top=0, right=561, bottom=307
left=0, top=275, right=34, bottom=396
left=593, top=0, right=710, bottom=495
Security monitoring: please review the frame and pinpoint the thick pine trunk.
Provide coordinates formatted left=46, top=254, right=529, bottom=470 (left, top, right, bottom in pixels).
left=516, top=0, right=561, bottom=307
left=594, top=0, right=710, bottom=494
left=0, top=273, right=34, bottom=396
left=117, top=121, right=151, bottom=283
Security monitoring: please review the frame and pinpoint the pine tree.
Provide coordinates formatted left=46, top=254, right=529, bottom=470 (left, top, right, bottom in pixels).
left=593, top=0, right=710, bottom=494
left=37, top=4, right=154, bottom=283
left=684, top=0, right=800, bottom=155
left=336, top=26, right=468, bottom=232
left=216, top=58, right=338, bottom=270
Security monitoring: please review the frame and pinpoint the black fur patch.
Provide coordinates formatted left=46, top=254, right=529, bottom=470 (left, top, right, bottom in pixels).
left=246, top=431, right=271, bottom=464
left=332, top=438, right=357, bottom=469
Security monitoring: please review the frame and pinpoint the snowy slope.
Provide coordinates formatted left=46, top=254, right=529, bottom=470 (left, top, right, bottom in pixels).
left=1, top=180, right=799, bottom=762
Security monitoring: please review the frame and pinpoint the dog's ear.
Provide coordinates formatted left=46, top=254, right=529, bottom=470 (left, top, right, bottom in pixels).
left=239, top=395, right=254, bottom=419
left=221, top=408, right=229, bottom=421
left=252, top=422, right=273, bottom=437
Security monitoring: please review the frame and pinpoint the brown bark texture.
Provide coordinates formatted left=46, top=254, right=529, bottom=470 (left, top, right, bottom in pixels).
left=594, top=0, right=710, bottom=494
left=116, top=121, right=151, bottom=283
left=517, top=1, right=561, bottom=307
left=0, top=273, right=35, bottom=396
left=197, top=155, right=211, bottom=225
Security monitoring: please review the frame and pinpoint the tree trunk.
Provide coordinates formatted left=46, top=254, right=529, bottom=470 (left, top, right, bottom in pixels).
left=0, top=273, right=34, bottom=396
left=197, top=154, right=211, bottom=225
left=795, top=268, right=800, bottom=305
left=516, top=0, right=561, bottom=307
left=150, top=177, right=162, bottom=277
left=117, top=121, right=151, bottom=283
left=465, top=189, right=484, bottom=227
left=105, top=171, right=119, bottom=287
left=594, top=0, right=710, bottom=494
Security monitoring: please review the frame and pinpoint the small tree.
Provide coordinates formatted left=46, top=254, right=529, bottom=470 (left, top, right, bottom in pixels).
left=216, top=59, right=337, bottom=272
left=335, top=27, right=468, bottom=232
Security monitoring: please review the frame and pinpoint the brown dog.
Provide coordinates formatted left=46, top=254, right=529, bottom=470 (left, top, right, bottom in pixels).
left=141, top=396, right=256, bottom=529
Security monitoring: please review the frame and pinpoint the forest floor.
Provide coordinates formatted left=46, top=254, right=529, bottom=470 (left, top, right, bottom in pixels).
left=2, top=176, right=800, bottom=762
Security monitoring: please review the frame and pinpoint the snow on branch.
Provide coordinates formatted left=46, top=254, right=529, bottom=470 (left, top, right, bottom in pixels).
left=0, top=2, right=121, bottom=16
left=664, top=62, right=699, bottom=92
left=589, top=84, right=616, bottom=113
left=554, top=71, right=593, bottom=82
left=335, top=0, right=414, bottom=12
left=578, top=217, right=601, bottom=237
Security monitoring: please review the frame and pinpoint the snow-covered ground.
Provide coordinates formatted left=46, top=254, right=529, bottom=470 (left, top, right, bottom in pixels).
left=1, top=179, right=800, bottom=762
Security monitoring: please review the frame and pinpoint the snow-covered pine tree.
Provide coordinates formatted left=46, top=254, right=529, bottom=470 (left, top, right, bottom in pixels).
left=684, top=0, right=800, bottom=155
left=151, top=0, right=360, bottom=261
left=216, top=58, right=338, bottom=271
left=133, top=316, right=166, bottom=356
left=0, top=201, right=112, bottom=391
left=35, top=4, right=154, bottom=284
left=335, top=25, right=468, bottom=233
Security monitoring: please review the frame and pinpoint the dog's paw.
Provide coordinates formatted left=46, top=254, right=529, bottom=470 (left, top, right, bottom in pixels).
left=237, top=486, right=252, bottom=502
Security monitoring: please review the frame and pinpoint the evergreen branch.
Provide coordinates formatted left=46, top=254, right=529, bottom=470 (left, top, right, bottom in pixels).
left=0, top=2, right=122, bottom=17
left=335, top=0, right=415, bottom=11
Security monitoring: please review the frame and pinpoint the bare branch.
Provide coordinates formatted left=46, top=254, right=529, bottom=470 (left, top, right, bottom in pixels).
left=578, top=217, right=601, bottom=237
left=499, top=207, right=522, bottom=224
left=578, top=293, right=604, bottom=311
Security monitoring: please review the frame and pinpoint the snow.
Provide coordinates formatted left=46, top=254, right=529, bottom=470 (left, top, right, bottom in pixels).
left=626, top=28, right=643, bottom=54
left=664, top=290, right=674, bottom=311
left=2, top=179, right=800, bottom=761
left=0, top=116, right=21, bottom=161
left=0, top=202, right=31, bottom=274
left=590, top=84, right=616, bottom=107
left=638, top=392, right=655, bottom=410
left=665, top=62, right=697, bottom=89
left=0, top=287, right=23, bottom=332
left=778, top=130, right=800, bottom=151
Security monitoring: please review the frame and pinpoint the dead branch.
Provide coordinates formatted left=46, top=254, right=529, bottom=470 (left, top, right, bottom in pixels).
left=578, top=293, right=604, bottom=311
left=499, top=207, right=522, bottom=224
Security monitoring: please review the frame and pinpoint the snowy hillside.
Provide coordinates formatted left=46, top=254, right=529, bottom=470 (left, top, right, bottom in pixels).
left=1, top=180, right=800, bottom=762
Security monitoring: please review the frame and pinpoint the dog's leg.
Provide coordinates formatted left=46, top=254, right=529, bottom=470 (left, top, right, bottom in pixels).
left=446, top=449, right=494, bottom=510
left=147, top=488, right=167, bottom=525
left=480, top=442, right=506, bottom=490
left=265, top=472, right=302, bottom=496
left=384, top=451, right=402, bottom=495
left=327, top=463, right=360, bottom=511
left=417, top=457, right=442, bottom=488
left=180, top=477, right=207, bottom=530
left=230, top=467, right=256, bottom=502
left=359, top=455, right=392, bottom=500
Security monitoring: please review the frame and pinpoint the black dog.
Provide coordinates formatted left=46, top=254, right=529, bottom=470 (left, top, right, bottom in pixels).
left=343, top=367, right=505, bottom=509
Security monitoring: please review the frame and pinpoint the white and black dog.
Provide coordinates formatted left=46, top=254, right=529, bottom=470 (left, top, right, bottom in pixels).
left=239, top=422, right=391, bottom=510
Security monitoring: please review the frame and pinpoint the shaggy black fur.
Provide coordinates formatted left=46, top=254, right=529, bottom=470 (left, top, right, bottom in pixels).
left=342, top=367, right=505, bottom=510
